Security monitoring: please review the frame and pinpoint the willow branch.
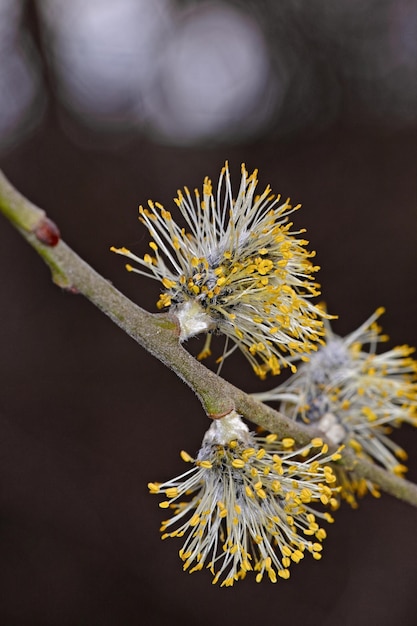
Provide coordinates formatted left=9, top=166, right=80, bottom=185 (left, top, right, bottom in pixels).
left=1, top=169, right=416, bottom=507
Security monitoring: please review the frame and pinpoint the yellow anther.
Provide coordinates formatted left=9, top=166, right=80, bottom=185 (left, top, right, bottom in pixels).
left=268, top=569, right=277, bottom=583
left=157, top=293, right=171, bottom=309
left=362, top=406, right=378, bottom=421
left=266, top=433, right=278, bottom=443
left=311, top=438, right=324, bottom=448
left=162, top=277, right=177, bottom=289
left=300, top=488, right=312, bottom=502
left=180, top=450, right=193, bottom=463
left=291, top=550, right=304, bottom=563
left=199, top=460, right=213, bottom=469
left=245, top=485, right=255, bottom=498
left=349, top=439, right=362, bottom=453
left=242, top=448, right=256, bottom=460
left=395, top=448, right=408, bottom=461
left=271, top=480, right=281, bottom=492
left=110, top=245, right=130, bottom=254
left=203, top=179, right=212, bottom=196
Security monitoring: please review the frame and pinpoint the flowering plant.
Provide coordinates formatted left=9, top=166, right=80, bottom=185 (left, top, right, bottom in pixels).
left=149, top=411, right=341, bottom=586
left=255, top=309, right=417, bottom=507
left=110, top=164, right=417, bottom=582
left=112, top=163, right=327, bottom=378
left=0, top=164, right=416, bottom=587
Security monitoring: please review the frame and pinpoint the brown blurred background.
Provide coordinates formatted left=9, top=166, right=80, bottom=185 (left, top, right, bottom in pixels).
left=0, top=1, right=416, bottom=625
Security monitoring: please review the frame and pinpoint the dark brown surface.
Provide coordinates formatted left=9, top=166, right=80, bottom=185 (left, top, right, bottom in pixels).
left=0, top=119, right=416, bottom=625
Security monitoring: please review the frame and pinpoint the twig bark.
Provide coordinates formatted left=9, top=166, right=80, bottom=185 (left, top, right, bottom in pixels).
left=1, top=169, right=416, bottom=507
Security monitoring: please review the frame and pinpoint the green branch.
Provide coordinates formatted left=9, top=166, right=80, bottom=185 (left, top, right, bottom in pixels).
left=1, top=168, right=416, bottom=507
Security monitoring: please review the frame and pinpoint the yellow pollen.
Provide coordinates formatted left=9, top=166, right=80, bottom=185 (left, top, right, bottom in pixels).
left=362, top=406, right=378, bottom=421
left=180, top=450, right=193, bottom=463
left=311, top=438, right=324, bottom=447
left=162, top=277, right=177, bottom=289
left=266, top=434, right=278, bottom=443
left=245, top=486, right=255, bottom=498
left=198, top=460, right=213, bottom=469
